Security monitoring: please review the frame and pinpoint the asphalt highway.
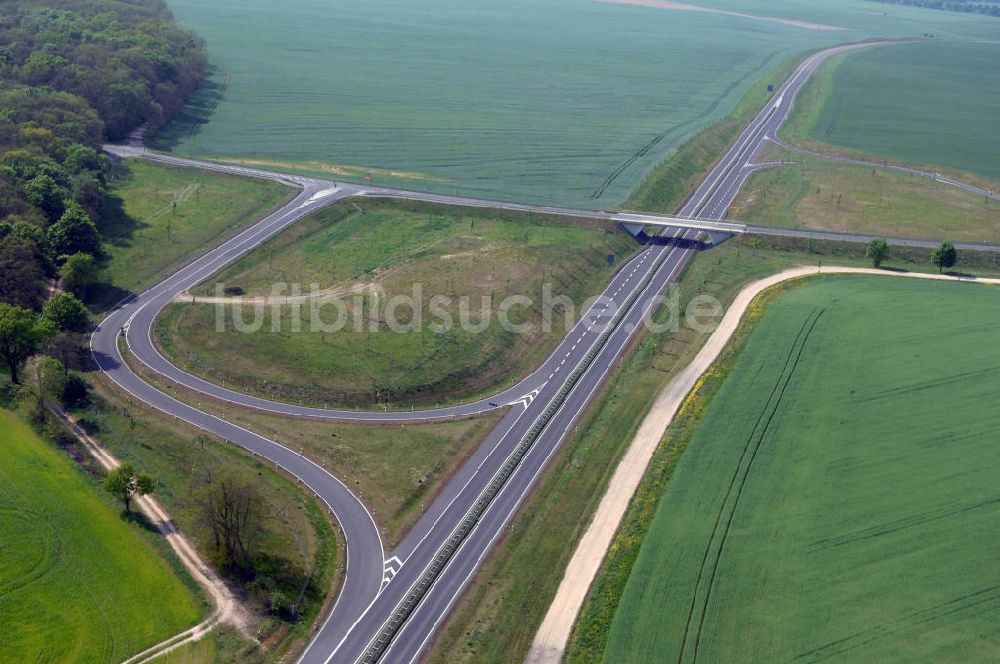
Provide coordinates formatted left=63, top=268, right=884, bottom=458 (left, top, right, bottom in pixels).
left=327, top=41, right=888, bottom=664
left=91, top=40, right=992, bottom=664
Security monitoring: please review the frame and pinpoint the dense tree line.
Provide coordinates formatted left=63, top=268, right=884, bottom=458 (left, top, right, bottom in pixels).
left=0, top=1, right=205, bottom=307
left=0, top=1, right=207, bottom=144
left=867, top=0, right=1000, bottom=17
left=0, top=1, right=206, bottom=381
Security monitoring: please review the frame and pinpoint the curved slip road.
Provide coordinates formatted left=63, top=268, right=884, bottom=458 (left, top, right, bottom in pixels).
left=92, top=39, right=997, bottom=664
left=89, top=176, right=389, bottom=641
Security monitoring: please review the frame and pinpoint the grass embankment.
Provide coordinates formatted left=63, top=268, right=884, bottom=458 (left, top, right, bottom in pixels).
left=155, top=199, right=636, bottom=408
left=0, top=408, right=202, bottom=663
left=94, top=159, right=293, bottom=310
left=735, top=144, right=1000, bottom=242
left=424, top=230, right=1000, bottom=664
left=598, top=275, right=1000, bottom=662
left=781, top=40, right=1000, bottom=184
left=71, top=377, right=338, bottom=662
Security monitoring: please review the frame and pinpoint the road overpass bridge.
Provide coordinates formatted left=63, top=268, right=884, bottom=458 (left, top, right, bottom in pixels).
left=613, top=213, right=747, bottom=245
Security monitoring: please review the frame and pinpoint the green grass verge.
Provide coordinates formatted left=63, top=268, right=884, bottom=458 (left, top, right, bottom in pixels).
left=72, top=376, right=338, bottom=662
left=156, top=637, right=216, bottom=663
left=95, top=159, right=293, bottom=310
left=154, top=198, right=637, bottom=408
left=211, top=411, right=501, bottom=547
left=735, top=144, right=1000, bottom=243
left=600, top=275, right=1000, bottom=662
left=0, top=408, right=202, bottom=663
left=781, top=40, right=1000, bottom=186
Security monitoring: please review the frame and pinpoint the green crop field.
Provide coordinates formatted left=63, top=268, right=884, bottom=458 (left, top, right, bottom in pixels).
left=783, top=40, right=1000, bottom=183
left=154, top=199, right=636, bottom=407
left=0, top=409, right=202, bottom=663
left=158, top=0, right=999, bottom=208
left=96, top=159, right=292, bottom=309
left=603, top=275, right=1000, bottom=663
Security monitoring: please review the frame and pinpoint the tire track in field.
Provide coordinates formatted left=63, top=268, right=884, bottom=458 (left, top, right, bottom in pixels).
left=794, top=585, right=1000, bottom=663
left=0, top=510, right=59, bottom=600
left=675, top=304, right=828, bottom=664
left=860, top=365, right=1000, bottom=402
left=590, top=76, right=741, bottom=200
left=590, top=52, right=779, bottom=200
left=689, top=306, right=828, bottom=662
left=877, top=320, right=1000, bottom=347
left=806, top=494, right=1000, bottom=552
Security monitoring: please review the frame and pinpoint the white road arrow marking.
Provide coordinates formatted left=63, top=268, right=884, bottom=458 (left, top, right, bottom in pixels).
left=381, top=555, right=404, bottom=590
left=297, top=187, right=341, bottom=209
left=507, top=386, right=543, bottom=410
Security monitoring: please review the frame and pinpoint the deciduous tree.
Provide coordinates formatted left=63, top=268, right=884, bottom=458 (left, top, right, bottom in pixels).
left=23, top=356, right=66, bottom=419
left=0, top=303, right=47, bottom=383
left=48, top=202, right=102, bottom=259
left=198, top=472, right=264, bottom=572
left=866, top=238, right=890, bottom=268
left=59, top=252, right=97, bottom=299
left=932, top=242, right=958, bottom=273
left=42, top=292, right=90, bottom=333
left=24, top=174, right=66, bottom=225
left=103, top=463, right=156, bottom=513
left=0, top=236, right=48, bottom=309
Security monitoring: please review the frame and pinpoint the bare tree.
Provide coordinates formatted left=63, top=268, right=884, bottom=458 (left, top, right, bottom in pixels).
left=198, top=472, right=264, bottom=572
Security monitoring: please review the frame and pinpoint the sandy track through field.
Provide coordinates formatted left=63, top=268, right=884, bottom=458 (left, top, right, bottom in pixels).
left=53, top=408, right=252, bottom=662
left=525, top=265, right=1000, bottom=664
